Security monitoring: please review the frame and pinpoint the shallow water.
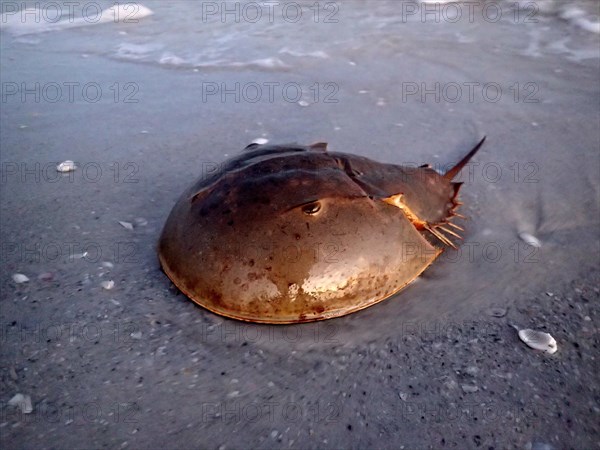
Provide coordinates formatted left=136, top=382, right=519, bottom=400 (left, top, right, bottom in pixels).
left=1, top=1, right=599, bottom=446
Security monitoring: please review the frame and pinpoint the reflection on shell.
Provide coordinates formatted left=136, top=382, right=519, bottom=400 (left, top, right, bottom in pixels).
left=518, top=329, right=558, bottom=354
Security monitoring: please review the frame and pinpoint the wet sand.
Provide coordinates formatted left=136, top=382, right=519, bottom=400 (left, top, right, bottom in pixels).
left=1, top=1, right=599, bottom=448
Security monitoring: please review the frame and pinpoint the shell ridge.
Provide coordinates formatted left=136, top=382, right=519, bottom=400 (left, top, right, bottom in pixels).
left=331, top=154, right=388, bottom=199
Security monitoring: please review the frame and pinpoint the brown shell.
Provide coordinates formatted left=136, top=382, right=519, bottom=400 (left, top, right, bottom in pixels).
left=158, top=138, right=485, bottom=323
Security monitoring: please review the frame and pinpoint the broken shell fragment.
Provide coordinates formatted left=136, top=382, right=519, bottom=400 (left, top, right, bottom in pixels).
left=461, top=384, right=479, bottom=393
left=101, top=280, right=115, bottom=290
left=487, top=307, right=507, bottom=318
left=12, top=273, right=29, bottom=283
left=130, top=331, right=142, bottom=340
left=8, top=393, right=33, bottom=414
left=118, top=221, right=134, bottom=230
left=518, top=329, right=557, bottom=354
left=518, top=232, right=541, bottom=248
left=134, top=217, right=148, bottom=226
left=57, top=160, right=76, bottom=172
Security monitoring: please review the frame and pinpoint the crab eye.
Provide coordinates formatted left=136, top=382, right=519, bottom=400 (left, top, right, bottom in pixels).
left=302, top=201, right=321, bottom=215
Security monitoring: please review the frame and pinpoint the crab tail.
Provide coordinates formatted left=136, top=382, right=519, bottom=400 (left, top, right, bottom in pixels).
left=443, top=136, right=486, bottom=181
left=423, top=137, right=485, bottom=248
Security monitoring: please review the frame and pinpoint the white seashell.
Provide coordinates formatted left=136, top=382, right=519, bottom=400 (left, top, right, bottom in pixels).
left=134, top=217, right=148, bottom=226
left=101, top=280, right=115, bottom=290
left=252, top=138, right=269, bottom=145
left=118, top=221, right=134, bottom=230
left=519, top=232, right=541, bottom=248
left=488, top=307, right=507, bottom=318
left=461, top=384, right=479, bottom=393
left=518, top=329, right=557, bottom=354
left=56, top=160, right=76, bottom=172
left=12, top=273, right=29, bottom=283
left=8, top=393, right=33, bottom=414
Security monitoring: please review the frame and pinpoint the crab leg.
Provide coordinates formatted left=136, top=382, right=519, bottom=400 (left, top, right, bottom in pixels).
left=424, top=224, right=457, bottom=249
left=438, top=225, right=463, bottom=240
left=446, top=222, right=464, bottom=232
left=451, top=211, right=467, bottom=220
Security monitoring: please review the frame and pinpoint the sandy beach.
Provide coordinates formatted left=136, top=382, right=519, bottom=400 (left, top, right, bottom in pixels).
left=1, top=1, right=599, bottom=448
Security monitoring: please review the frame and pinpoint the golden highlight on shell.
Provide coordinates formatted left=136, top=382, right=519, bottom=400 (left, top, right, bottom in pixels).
left=158, top=137, right=486, bottom=323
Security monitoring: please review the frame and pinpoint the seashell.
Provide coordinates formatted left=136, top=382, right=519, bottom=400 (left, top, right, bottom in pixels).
left=519, top=232, right=541, bottom=248
left=101, top=280, right=115, bottom=290
left=118, top=221, right=134, bottom=230
left=461, top=384, right=479, bottom=393
left=8, top=393, right=33, bottom=414
left=488, top=307, right=507, bottom=318
left=12, top=273, right=29, bottom=283
left=134, top=217, right=148, bottom=226
left=518, top=329, right=557, bottom=354
left=56, top=160, right=76, bottom=172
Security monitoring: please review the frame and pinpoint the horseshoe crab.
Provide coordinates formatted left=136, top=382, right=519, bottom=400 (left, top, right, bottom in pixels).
left=158, top=137, right=485, bottom=323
